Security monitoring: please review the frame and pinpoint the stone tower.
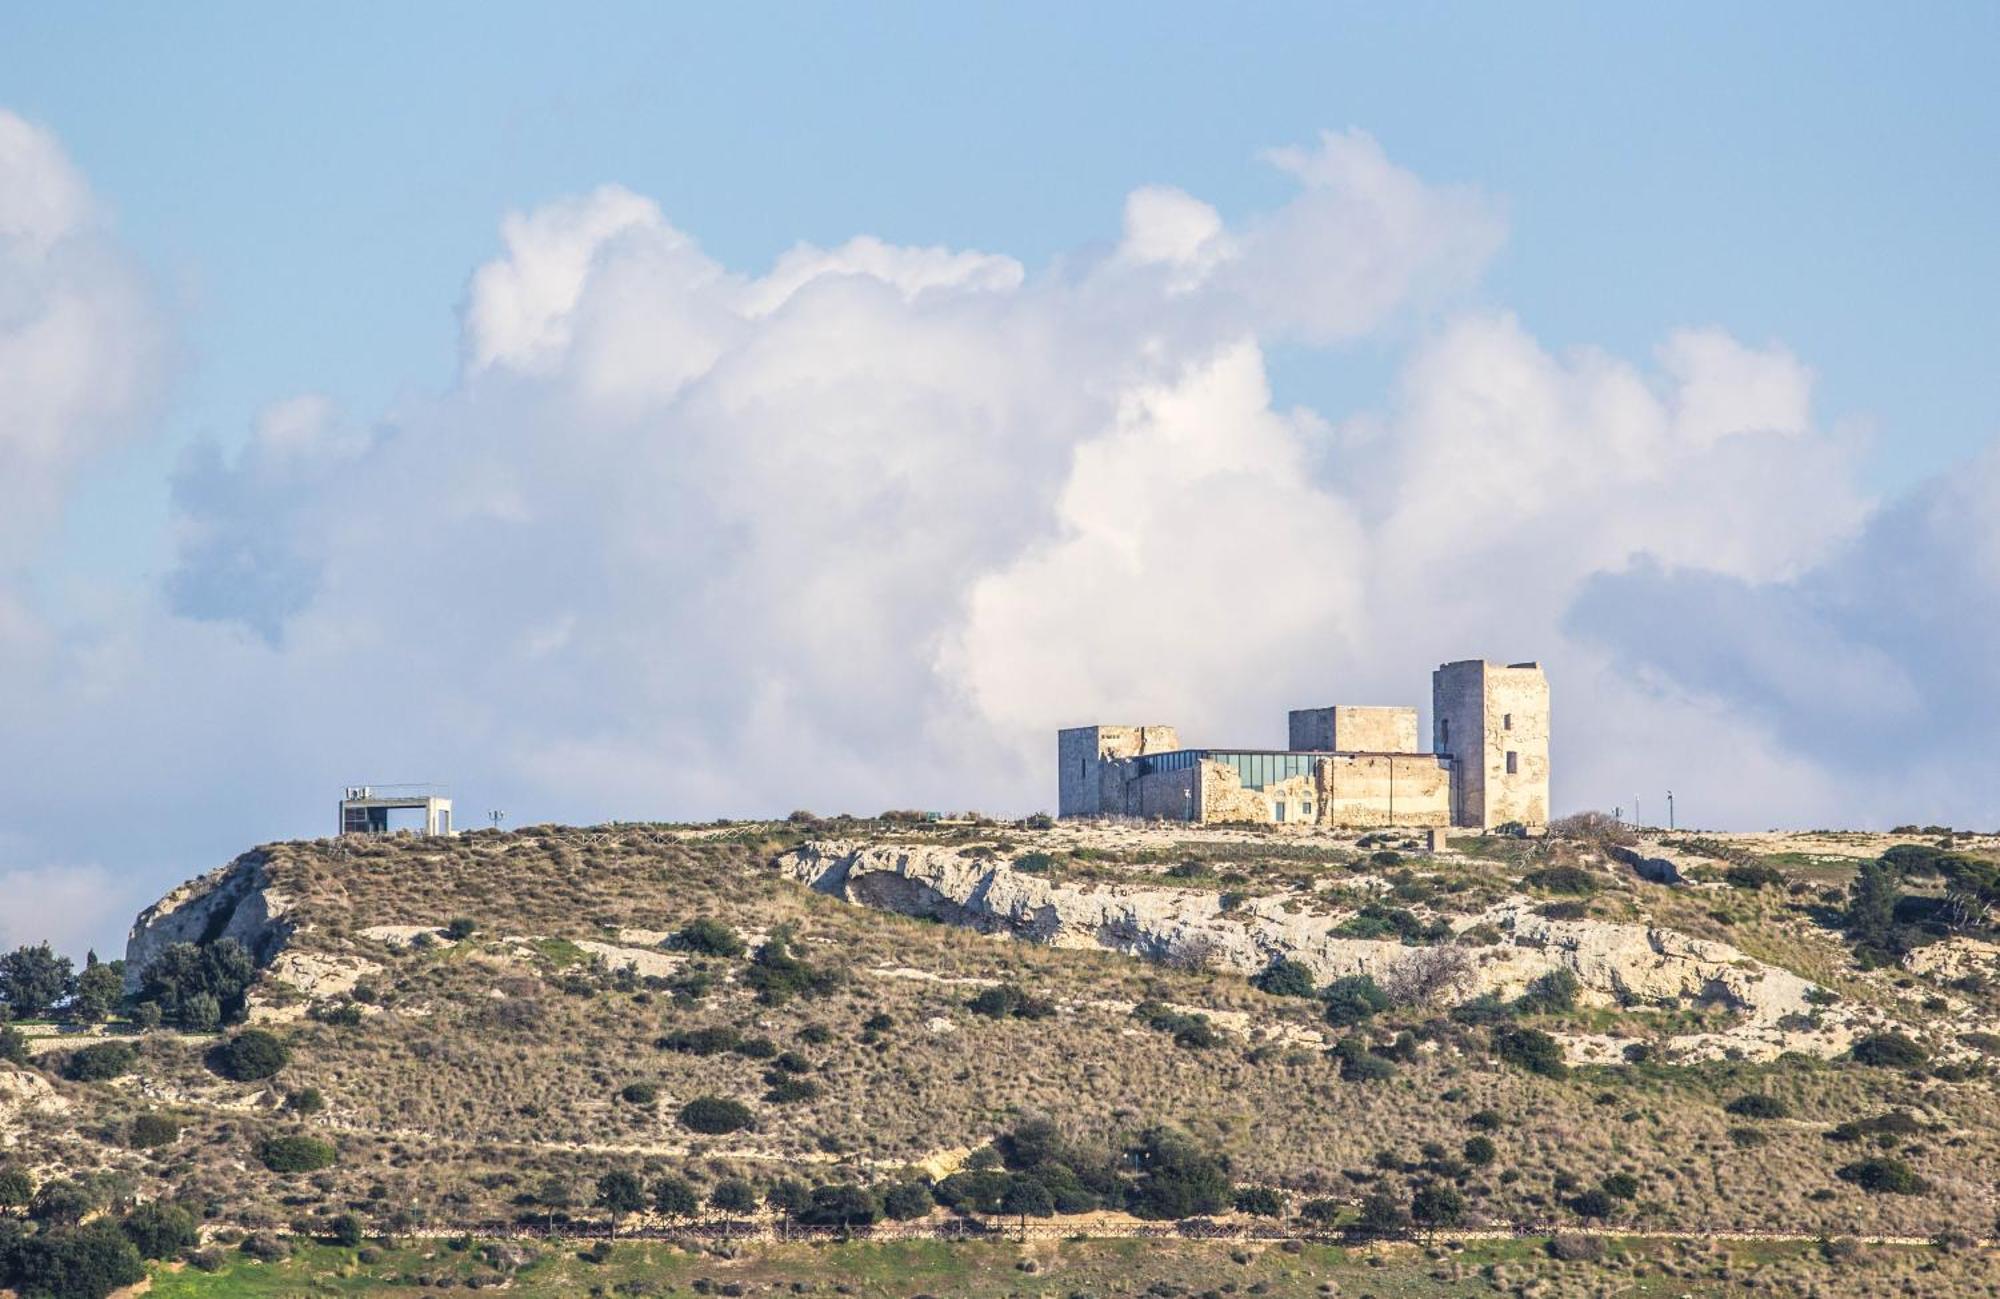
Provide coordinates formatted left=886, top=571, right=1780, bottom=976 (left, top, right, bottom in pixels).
left=1057, top=725, right=1180, bottom=817
left=1431, top=661, right=1550, bottom=830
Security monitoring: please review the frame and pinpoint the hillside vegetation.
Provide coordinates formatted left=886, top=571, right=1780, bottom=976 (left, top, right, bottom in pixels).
left=6, top=815, right=2000, bottom=1296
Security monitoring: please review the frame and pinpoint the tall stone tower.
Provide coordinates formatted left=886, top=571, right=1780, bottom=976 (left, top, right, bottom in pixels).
left=1057, top=725, right=1179, bottom=817
left=1431, top=661, right=1550, bottom=830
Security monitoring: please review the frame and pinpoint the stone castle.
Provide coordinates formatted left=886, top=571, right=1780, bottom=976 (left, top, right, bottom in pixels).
left=1058, top=659, right=1549, bottom=831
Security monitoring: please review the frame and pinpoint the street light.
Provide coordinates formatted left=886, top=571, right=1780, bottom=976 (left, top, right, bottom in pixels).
left=1667, top=791, right=1675, bottom=832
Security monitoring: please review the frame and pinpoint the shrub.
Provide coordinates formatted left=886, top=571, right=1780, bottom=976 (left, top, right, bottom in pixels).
left=121, top=1201, right=199, bottom=1259
left=881, top=1180, right=935, bottom=1221
left=1410, top=1182, right=1466, bottom=1229
left=1234, top=1186, right=1286, bottom=1217
left=1330, top=1035, right=1396, bottom=1083
left=63, top=1042, right=137, bottom=1082
left=1601, top=1172, right=1640, bottom=1200
left=444, top=918, right=478, bottom=941
left=679, top=1096, right=754, bottom=1135
left=657, top=1026, right=742, bottom=1056
left=1321, top=975, right=1391, bottom=1027
left=1128, top=1129, right=1230, bottom=1220
left=1523, top=866, right=1598, bottom=895
left=1132, top=1001, right=1222, bottom=1049
left=1725, top=1094, right=1790, bottom=1120
left=1548, top=1234, right=1606, bottom=1261
left=10, top=1220, right=145, bottom=1299
left=1014, top=852, right=1056, bottom=874
left=1517, top=968, right=1580, bottom=1014
left=327, top=1212, right=365, bottom=1247
left=967, top=984, right=1056, bottom=1021
left=1827, top=1111, right=1923, bottom=1143
left=1836, top=1157, right=1927, bottom=1195
left=673, top=919, right=745, bottom=959
left=710, top=1178, right=758, bottom=1214
left=128, top=1114, right=180, bottom=1149
left=211, top=1029, right=289, bottom=1082
left=743, top=933, right=838, bottom=1005
left=732, top=1035, right=778, bottom=1060
left=1462, top=1135, right=1496, bottom=1167
left=29, top=1179, right=95, bottom=1224
left=1724, top=862, right=1786, bottom=890
left=797, top=1183, right=880, bottom=1227
left=1467, top=1109, right=1503, bottom=1132
left=1251, top=958, right=1318, bottom=999
left=1850, top=1032, right=1928, bottom=1069
left=765, top=1076, right=821, bottom=1104
left=1729, top=1127, right=1769, bottom=1148
left=619, top=1082, right=659, bottom=1106
left=284, top=1087, right=325, bottom=1115
left=258, top=1134, right=337, bottom=1173
left=1569, top=1188, right=1614, bottom=1219
left=0, top=1023, right=27, bottom=1065
left=1493, top=1026, right=1568, bottom=1078
left=0, top=1168, right=32, bottom=1211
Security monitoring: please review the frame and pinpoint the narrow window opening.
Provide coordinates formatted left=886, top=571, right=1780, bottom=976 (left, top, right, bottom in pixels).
left=1503, top=713, right=1513, bottom=730
left=1505, top=751, right=1519, bottom=775
left=1440, top=718, right=1450, bottom=750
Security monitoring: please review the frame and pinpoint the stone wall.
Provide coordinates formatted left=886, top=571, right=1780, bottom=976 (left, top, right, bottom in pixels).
left=1287, top=706, right=1419, bottom=754
left=1314, top=754, right=1451, bottom=827
left=1058, top=725, right=1179, bottom=817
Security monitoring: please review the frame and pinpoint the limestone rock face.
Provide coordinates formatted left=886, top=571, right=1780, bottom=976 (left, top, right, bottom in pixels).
left=0, top=1065, right=70, bottom=1147
left=124, top=851, right=294, bottom=992
left=786, top=839, right=1854, bottom=1062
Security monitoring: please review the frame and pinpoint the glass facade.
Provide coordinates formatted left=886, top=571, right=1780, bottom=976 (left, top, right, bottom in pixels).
left=1135, top=749, right=1320, bottom=790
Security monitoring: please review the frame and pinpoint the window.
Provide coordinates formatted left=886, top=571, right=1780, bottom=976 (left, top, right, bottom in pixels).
left=1440, top=718, right=1450, bottom=750
left=1273, top=801, right=1287, bottom=822
left=1503, top=713, right=1513, bottom=731
left=1505, top=751, right=1518, bottom=775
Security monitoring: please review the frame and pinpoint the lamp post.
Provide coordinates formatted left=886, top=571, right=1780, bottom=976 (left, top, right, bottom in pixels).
left=1667, top=791, right=1675, bottom=832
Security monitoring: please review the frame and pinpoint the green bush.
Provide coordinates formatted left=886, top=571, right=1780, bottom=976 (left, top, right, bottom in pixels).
left=619, top=1082, right=659, bottom=1105
left=679, top=1096, right=754, bottom=1134
left=444, top=918, right=478, bottom=941
left=1493, top=1026, right=1568, bottom=1078
left=1128, top=1129, right=1230, bottom=1220
left=1728, top=1126, right=1769, bottom=1147
left=881, top=1180, right=934, bottom=1221
left=0, top=1023, right=27, bottom=1065
left=1827, top=1111, right=1923, bottom=1143
left=1321, top=975, right=1390, bottom=1027
left=1601, top=1172, right=1640, bottom=1200
left=1462, top=1135, right=1496, bottom=1167
left=120, top=1201, right=198, bottom=1259
left=1523, top=866, right=1598, bottom=895
left=62, top=1042, right=136, bottom=1082
left=967, top=984, right=1056, bottom=1021
left=0, top=1168, right=32, bottom=1211
left=1234, top=1185, right=1286, bottom=1217
left=1725, top=1094, right=1789, bottom=1119
left=743, top=933, right=839, bottom=1005
left=1569, top=1188, right=1614, bottom=1219
left=656, top=1025, right=741, bottom=1055
left=1724, top=862, right=1786, bottom=890
left=673, top=918, right=745, bottom=958
left=1517, top=968, right=1580, bottom=1014
left=327, top=1212, right=365, bottom=1247
left=133, top=939, right=255, bottom=1029
left=796, top=1184, right=880, bottom=1226
left=650, top=1175, right=699, bottom=1218
left=211, top=1029, right=289, bottom=1082
left=9, top=1220, right=144, bottom=1299
left=710, top=1178, right=758, bottom=1214
left=1330, top=1035, right=1396, bottom=1083
left=29, top=1179, right=95, bottom=1225
left=1132, top=1001, right=1221, bottom=1049
left=1836, top=1157, right=1927, bottom=1194
left=258, top=1134, right=337, bottom=1174
left=1849, top=1032, right=1928, bottom=1069
left=128, top=1114, right=180, bottom=1149
left=1252, top=958, right=1319, bottom=999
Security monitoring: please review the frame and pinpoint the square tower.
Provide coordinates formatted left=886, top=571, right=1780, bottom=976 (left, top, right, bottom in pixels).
left=1431, top=661, right=1549, bottom=830
left=1287, top=706, right=1420, bottom=753
left=1057, top=725, right=1179, bottom=817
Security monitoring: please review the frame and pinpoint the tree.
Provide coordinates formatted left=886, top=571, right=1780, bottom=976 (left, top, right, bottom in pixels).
left=1601, top=1172, right=1640, bottom=1201
left=211, top=1029, right=289, bottom=1081
left=30, top=1179, right=96, bottom=1225
left=1569, top=1188, right=1614, bottom=1220
left=0, top=944, right=75, bottom=1019
left=880, top=1180, right=934, bottom=1221
left=1517, top=968, right=1579, bottom=1015
left=1845, top=859, right=1904, bottom=960
left=533, top=1176, right=572, bottom=1232
left=1129, top=1129, right=1230, bottom=1220
left=1356, top=1188, right=1409, bottom=1238
left=70, top=961, right=123, bottom=1025
left=63, top=1043, right=137, bottom=1083
left=1233, top=1186, right=1286, bottom=1217
left=444, top=918, right=478, bottom=941
left=1410, top=1182, right=1466, bottom=1237
left=1001, top=1176, right=1054, bottom=1223
left=797, top=1184, right=879, bottom=1227
left=650, top=1174, right=699, bottom=1221
left=120, top=1201, right=198, bottom=1259
left=1493, top=1026, right=1568, bottom=1078
left=327, top=1212, right=365, bottom=1247
left=133, top=940, right=255, bottom=1029
left=1252, top=958, right=1318, bottom=999
left=710, top=1178, right=758, bottom=1215
left=1462, top=1135, right=1497, bottom=1168
left=11, top=1220, right=145, bottom=1299
left=0, top=1023, right=28, bottom=1066
left=595, top=1170, right=646, bottom=1238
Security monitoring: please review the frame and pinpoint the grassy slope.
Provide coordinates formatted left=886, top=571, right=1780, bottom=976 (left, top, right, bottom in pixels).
left=13, top=822, right=2000, bottom=1245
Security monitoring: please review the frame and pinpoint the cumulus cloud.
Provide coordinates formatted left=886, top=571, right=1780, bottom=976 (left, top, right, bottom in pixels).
left=7, top=116, right=1990, bottom=957
left=0, top=110, right=163, bottom=565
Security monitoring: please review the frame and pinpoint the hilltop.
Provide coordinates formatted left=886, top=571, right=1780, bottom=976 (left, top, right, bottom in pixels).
left=6, top=815, right=2000, bottom=1296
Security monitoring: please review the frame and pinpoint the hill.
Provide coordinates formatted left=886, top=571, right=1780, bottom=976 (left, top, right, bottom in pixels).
left=6, top=816, right=2000, bottom=1296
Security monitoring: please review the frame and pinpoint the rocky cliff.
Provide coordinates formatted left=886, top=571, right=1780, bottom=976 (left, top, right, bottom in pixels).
left=122, top=850, right=294, bottom=991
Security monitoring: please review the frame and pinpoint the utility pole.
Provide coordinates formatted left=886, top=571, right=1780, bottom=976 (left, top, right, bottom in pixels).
left=1667, top=791, right=1675, bottom=832
left=1635, top=797, right=1642, bottom=830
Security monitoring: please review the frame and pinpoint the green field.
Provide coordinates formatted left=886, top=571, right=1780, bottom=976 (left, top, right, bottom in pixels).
left=139, top=1235, right=2000, bottom=1298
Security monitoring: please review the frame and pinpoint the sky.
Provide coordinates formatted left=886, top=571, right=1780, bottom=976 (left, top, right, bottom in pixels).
left=2, top=3, right=1997, bottom=957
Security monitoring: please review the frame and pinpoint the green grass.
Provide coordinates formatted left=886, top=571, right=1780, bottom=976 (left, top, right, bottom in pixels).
left=139, top=1235, right=2000, bottom=1299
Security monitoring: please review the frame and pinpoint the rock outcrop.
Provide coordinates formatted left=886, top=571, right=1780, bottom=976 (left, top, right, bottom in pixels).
left=123, top=851, right=294, bottom=991
left=786, top=839, right=1857, bottom=1062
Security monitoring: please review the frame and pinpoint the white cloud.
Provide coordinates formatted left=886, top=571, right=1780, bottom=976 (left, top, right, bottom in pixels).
left=8, top=112, right=1996, bottom=961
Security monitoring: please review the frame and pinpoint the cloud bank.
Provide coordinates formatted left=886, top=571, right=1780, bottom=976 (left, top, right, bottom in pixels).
left=5, top=119, right=1997, bottom=955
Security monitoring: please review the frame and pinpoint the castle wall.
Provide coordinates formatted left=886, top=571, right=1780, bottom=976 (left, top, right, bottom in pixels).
left=1058, top=725, right=1180, bottom=817
left=1288, top=706, right=1421, bottom=753
left=1314, top=754, right=1451, bottom=827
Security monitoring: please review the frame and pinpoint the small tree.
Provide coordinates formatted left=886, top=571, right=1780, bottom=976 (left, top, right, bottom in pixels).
left=596, top=1170, right=646, bottom=1238
left=63, top=1042, right=137, bottom=1082
left=881, top=1180, right=934, bottom=1221
left=673, top=919, right=745, bottom=958
left=1410, top=1182, right=1466, bottom=1239
left=1462, top=1135, right=1497, bottom=1168
left=1356, top=1187, right=1409, bottom=1238
left=710, top=1178, right=758, bottom=1215
left=328, top=1212, right=365, bottom=1247
left=0, top=1167, right=33, bottom=1212
left=651, top=1174, right=699, bottom=1222
left=1234, top=1185, right=1286, bottom=1217
left=1845, top=857, right=1904, bottom=960
left=534, top=1176, right=572, bottom=1232
left=1321, top=974, right=1391, bottom=1027
left=121, top=1201, right=199, bottom=1259
left=1252, top=958, right=1318, bottom=999
left=679, top=1096, right=754, bottom=1134
left=0, top=943, right=75, bottom=1018
left=71, top=961, right=124, bottom=1025
left=211, top=1029, right=289, bottom=1082
left=258, top=1134, right=336, bottom=1174
left=444, top=918, right=478, bottom=941
left=12, top=1220, right=145, bottom=1298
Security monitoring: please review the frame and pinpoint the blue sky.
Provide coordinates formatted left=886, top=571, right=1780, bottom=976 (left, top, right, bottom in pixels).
left=2, top=4, right=1998, bottom=955
left=12, top=2, right=1997, bottom=592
